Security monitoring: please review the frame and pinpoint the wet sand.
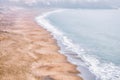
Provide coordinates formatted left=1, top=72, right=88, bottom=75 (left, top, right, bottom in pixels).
left=0, top=7, right=82, bottom=80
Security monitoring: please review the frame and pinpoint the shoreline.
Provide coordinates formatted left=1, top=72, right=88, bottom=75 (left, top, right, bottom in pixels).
left=36, top=9, right=97, bottom=80
left=0, top=7, right=82, bottom=80
left=36, top=8, right=120, bottom=80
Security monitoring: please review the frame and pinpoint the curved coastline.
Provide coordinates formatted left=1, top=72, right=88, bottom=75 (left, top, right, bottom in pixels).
left=35, top=9, right=84, bottom=80
left=35, top=9, right=120, bottom=80
left=35, top=9, right=96, bottom=80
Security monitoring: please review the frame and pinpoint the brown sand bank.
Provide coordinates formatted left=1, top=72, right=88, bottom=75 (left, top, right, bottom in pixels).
left=0, top=8, right=82, bottom=80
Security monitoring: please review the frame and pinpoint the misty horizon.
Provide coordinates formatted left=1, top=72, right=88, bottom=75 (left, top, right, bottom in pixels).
left=0, top=0, right=120, bottom=9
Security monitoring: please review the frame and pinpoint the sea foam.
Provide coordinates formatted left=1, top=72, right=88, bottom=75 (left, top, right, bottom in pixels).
left=36, top=9, right=120, bottom=80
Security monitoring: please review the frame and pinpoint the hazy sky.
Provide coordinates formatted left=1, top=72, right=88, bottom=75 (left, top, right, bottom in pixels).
left=7, top=0, right=120, bottom=8
left=8, top=0, right=119, bottom=3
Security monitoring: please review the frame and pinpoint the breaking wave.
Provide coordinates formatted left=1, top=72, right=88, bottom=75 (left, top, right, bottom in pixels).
left=36, top=9, right=120, bottom=80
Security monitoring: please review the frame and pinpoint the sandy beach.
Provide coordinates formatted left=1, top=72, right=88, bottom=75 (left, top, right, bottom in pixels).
left=0, top=7, right=82, bottom=80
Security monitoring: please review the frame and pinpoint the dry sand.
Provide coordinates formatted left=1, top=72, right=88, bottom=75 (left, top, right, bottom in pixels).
left=0, top=8, right=83, bottom=80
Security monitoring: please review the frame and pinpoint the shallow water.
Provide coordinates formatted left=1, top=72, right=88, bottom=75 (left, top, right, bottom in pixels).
left=36, top=9, right=120, bottom=80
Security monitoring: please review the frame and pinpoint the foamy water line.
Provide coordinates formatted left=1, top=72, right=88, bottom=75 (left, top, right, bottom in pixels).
left=35, top=9, right=120, bottom=80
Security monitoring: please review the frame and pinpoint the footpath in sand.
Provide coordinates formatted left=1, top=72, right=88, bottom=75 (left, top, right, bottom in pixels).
left=0, top=8, right=82, bottom=80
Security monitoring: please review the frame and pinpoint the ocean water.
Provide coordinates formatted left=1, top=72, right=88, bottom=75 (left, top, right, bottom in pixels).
left=36, top=9, right=120, bottom=80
